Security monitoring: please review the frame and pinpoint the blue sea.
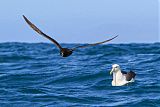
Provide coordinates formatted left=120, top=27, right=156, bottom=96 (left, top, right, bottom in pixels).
left=0, top=42, right=160, bottom=107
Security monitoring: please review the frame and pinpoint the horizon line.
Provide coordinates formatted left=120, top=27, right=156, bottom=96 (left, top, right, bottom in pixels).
left=0, top=41, right=159, bottom=44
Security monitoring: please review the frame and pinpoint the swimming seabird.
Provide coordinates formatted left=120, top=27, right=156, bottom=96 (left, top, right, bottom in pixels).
left=110, top=64, right=136, bottom=86
left=23, top=15, right=118, bottom=57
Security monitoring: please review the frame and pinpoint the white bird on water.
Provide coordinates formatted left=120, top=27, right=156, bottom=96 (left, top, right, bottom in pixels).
left=110, top=64, right=136, bottom=86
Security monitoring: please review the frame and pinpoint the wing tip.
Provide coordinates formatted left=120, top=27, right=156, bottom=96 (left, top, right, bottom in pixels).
left=22, top=15, right=29, bottom=23
left=22, top=15, right=26, bottom=19
left=114, top=35, right=119, bottom=38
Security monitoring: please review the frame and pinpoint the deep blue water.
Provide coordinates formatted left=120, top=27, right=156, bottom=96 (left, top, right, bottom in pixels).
left=0, top=42, right=160, bottom=107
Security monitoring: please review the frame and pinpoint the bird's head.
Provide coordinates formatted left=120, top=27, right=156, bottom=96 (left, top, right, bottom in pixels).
left=110, top=64, right=121, bottom=75
left=60, top=48, right=73, bottom=57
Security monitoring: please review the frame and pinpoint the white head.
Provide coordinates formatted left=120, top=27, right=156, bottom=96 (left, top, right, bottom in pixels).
left=110, top=64, right=121, bottom=75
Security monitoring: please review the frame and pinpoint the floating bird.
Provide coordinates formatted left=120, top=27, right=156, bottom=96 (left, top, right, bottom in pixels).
left=23, top=15, right=118, bottom=57
left=110, top=64, right=136, bottom=86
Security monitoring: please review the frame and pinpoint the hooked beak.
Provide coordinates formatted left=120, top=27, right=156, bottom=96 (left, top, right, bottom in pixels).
left=110, top=68, right=114, bottom=75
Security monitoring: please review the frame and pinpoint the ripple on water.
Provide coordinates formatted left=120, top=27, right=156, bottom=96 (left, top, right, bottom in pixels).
left=0, top=43, right=159, bottom=106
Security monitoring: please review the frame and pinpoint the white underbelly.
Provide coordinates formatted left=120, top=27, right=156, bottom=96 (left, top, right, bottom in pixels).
left=111, top=79, right=135, bottom=86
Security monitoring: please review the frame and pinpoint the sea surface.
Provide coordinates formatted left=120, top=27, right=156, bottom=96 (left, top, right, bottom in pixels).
left=0, top=42, right=160, bottom=107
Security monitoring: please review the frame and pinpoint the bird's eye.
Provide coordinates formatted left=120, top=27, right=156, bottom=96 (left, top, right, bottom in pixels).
left=60, top=52, right=64, bottom=56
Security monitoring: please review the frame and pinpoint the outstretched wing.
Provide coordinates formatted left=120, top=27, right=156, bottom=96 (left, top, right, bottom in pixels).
left=23, top=15, right=62, bottom=50
left=71, top=35, right=118, bottom=51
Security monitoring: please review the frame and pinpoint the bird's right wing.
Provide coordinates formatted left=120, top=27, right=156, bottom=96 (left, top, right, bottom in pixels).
left=23, top=15, right=62, bottom=50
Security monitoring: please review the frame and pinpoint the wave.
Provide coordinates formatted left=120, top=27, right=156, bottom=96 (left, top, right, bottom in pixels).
left=0, top=42, right=159, bottom=106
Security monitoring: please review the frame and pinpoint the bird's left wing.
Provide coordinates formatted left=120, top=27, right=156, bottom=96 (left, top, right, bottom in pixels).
left=71, top=35, right=118, bottom=51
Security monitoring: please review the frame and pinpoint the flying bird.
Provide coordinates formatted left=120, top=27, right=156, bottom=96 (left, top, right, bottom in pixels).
left=110, top=64, right=136, bottom=86
left=23, top=15, right=118, bottom=57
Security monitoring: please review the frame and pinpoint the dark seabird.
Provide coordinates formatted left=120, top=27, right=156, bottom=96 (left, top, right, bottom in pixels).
left=110, top=64, right=136, bottom=86
left=23, top=15, right=118, bottom=57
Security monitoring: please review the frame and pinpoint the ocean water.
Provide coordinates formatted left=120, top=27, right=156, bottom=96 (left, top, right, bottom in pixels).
left=0, top=42, right=160, bottom=107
